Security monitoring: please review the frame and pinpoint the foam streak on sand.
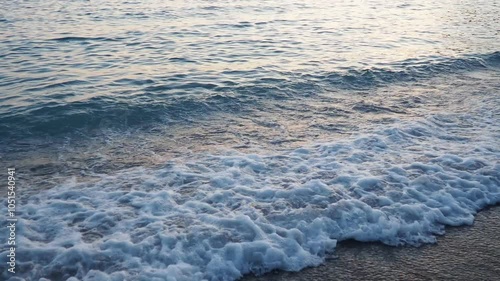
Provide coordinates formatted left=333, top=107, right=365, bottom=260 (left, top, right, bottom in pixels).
left=1, top=95, right=498, bottom=281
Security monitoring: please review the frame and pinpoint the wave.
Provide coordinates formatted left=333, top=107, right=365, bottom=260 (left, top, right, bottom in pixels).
left=0, top=52, right=498, bottom=139
left=303, top=51, right=499, bottom=89
left=0, top=94, right=246, bottom=139
left=1, top=103, right=498, bottom=280
left=49, top=36, right=122, bottom=43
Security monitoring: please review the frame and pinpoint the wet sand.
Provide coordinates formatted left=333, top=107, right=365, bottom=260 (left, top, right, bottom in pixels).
left=243, top=205, right=500, bottom=281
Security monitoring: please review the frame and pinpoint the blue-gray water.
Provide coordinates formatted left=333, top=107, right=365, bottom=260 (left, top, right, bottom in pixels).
left=0, top=1, right=499, bottom=281
left=1, top=0, right=499, bottom=138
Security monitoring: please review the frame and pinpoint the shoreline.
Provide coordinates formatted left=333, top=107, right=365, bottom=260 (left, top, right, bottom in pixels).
left=243, top=205, right=500, bottom=281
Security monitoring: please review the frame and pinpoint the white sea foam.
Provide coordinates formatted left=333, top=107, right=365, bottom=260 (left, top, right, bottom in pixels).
left=1, top=106, right=499, bottom=281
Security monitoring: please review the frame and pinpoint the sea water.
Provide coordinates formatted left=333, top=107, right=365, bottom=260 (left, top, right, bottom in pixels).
left=0, top=0, right=499, bottom=280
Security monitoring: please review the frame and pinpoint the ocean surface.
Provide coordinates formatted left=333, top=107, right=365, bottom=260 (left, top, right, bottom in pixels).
left=0, top=0, right=499, bottom=280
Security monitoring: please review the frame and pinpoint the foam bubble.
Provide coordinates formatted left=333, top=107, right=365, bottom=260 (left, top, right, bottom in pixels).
left=1, top=107, right=499, bottom=281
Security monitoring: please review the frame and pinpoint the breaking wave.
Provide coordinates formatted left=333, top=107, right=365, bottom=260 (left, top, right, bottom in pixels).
left=2, top=101, right=498, bottom=280
left=0, top=52, right=498, bottom=139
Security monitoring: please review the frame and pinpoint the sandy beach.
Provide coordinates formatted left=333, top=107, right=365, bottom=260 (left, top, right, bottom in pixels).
left=244, top=205, right=500, bottom=281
